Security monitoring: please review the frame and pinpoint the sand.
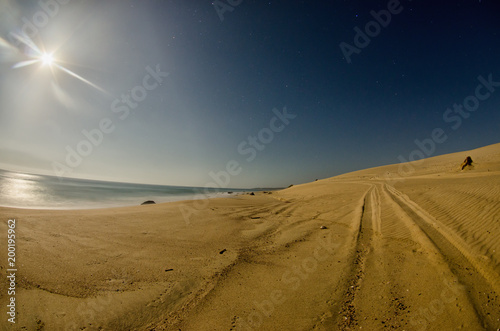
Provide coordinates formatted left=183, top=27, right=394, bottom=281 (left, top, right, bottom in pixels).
left=1, top=143, right=500, bottom=330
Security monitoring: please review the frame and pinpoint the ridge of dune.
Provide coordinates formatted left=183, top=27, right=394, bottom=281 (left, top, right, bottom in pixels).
left=1, top=142, right=499, bottom=330
left=323, top=141, right=500, bottom=182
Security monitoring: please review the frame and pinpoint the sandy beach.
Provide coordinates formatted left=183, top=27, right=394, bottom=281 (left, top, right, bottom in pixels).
left=1, top=143, right=500, bottom=330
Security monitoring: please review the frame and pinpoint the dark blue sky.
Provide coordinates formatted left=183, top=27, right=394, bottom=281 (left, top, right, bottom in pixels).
left=0, top=0, right=499, bottom=187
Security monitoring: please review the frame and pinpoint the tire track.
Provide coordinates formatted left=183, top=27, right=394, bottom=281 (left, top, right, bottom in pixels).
left=355, top=184, right=411, bottom=330
left=336, top=186, right=374, bottom=329
left=370, top=185, right=382, bottom=236
left=384, top=184, right=500, bottom=329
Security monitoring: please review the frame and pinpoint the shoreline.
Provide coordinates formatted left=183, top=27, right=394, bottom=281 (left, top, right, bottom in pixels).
left=0, top=190, right=255, bottom=211
left=1, top=168, right=277, bottom=211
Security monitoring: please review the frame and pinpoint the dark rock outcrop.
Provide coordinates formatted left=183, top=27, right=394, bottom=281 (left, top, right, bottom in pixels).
left=141, top=200, right=156, bottom=205
left=461, top=156, right=473, bottom=170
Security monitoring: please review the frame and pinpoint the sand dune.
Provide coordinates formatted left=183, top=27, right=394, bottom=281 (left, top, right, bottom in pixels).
left=1, top=143, right=500, bottom=330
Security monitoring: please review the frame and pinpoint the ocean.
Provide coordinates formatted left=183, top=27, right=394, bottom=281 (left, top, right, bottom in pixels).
left=0, top=169, right=249, bottom=209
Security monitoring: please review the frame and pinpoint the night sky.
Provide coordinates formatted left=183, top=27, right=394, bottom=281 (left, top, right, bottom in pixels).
left=0, top=0, right=499, bottom=188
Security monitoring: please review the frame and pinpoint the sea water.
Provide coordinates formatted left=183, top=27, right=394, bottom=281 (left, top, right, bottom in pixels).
left=0, top=169, right=248, bottom=209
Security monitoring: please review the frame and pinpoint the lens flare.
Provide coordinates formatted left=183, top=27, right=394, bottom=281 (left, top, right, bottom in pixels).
left=9, top=31, right=108, bottom=95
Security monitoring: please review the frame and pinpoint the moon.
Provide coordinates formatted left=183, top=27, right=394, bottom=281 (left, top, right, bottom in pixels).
left=41, top=53, right=54, bottom=66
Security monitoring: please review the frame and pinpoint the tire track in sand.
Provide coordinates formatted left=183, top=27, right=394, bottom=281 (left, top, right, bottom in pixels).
left=385, top=184, right=500, bottom=329
left=336, top=185, right=378, bottom=329
left=334, top=184, right=411, bottom=330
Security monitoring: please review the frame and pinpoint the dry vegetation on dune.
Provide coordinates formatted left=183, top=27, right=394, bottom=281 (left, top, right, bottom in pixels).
left=1, top=143, right=500, bottom=330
